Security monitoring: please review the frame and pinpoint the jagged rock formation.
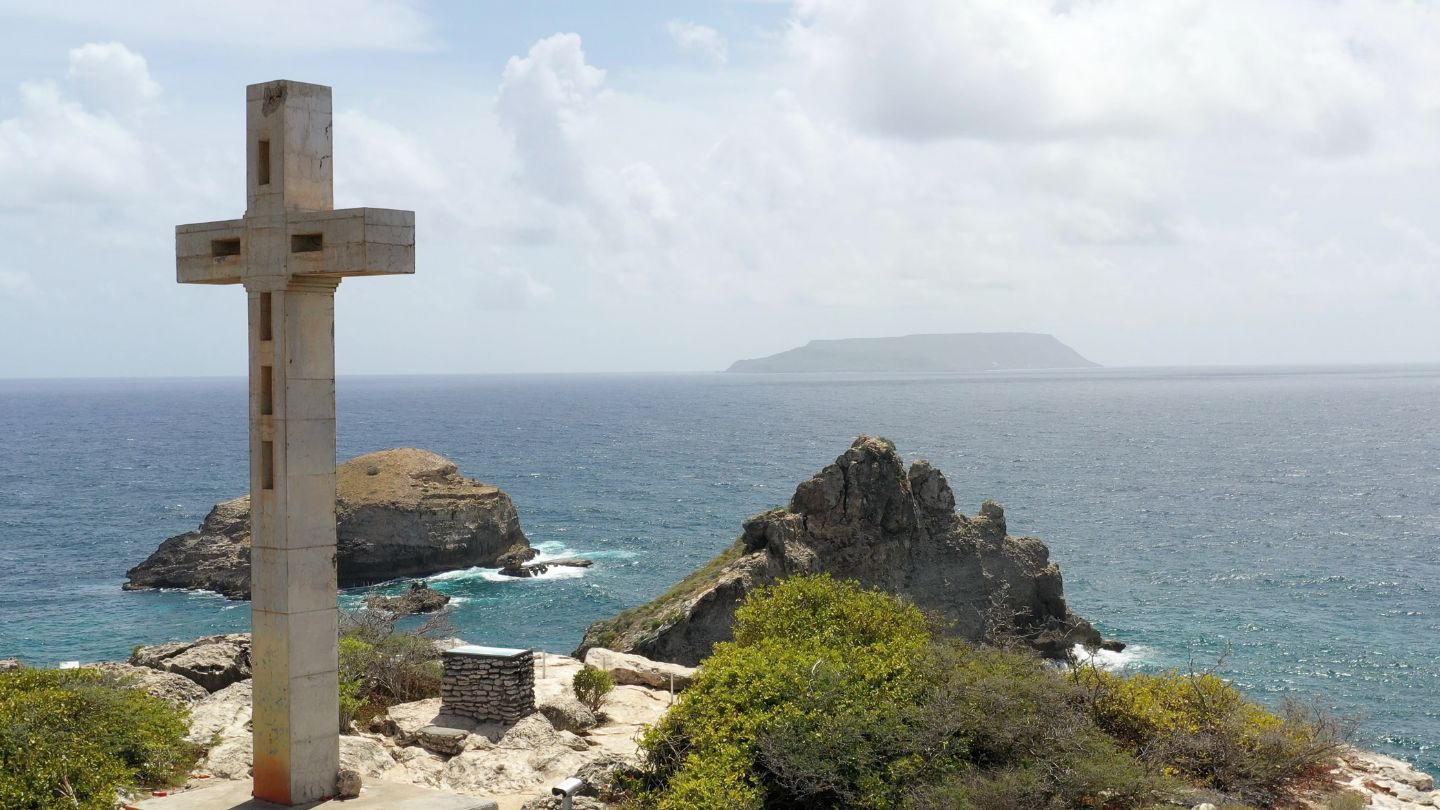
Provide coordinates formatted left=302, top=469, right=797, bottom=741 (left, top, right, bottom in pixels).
left=576, top=436, right=1102, bottom=665
left=124, top=449, right=530, bottom=599
left=727, top=332, right=1098, bottom=373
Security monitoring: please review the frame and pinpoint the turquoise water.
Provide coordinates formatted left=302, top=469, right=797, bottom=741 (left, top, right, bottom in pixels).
left=1, top=367, right=1437, bottom=771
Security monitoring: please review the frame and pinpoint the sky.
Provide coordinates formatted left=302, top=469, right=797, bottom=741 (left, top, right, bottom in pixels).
left=0, top=0, right=1438, bottom=377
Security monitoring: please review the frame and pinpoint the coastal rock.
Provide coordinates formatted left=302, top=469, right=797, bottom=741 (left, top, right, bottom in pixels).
left=124, top=449, right=531, bottom=598
left=499, top=554, right=594, bottom=579
left=335, top=769, right=362, bottom=800
left=583, top=648, right=696, bottom=692
left=131, top=633, right=251, bottom=692
left=186, top=680, right=253, bottom=746
left=576, top=436, right=1102, bottom=665
left=536, top=694, right=598, bottom=733
left=366, top=581, right=451, bottom=615
left=1320, top=748, right=1440, bottom=809
left=175, top=647, right=670, bottom=805
left=0, top=658, right=23, bottom=672
left=370, top=697, right=484, bottom=745
left=83, top=661, right=209, bottom=708
left=339, top=735, right=398, bottom=778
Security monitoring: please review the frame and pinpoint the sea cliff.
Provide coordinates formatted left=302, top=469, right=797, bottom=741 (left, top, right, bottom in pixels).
left=577, top=435, right=1103, bottom=665
left=124, top=449, right=529, bottom=599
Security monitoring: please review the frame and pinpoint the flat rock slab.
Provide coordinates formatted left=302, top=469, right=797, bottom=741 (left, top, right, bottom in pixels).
left=132, top=779, right=496, bottom=810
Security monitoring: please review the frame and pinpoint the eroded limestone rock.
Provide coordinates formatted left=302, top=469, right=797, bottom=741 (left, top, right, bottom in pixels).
left=132, top=633, right=252, bottom=692
left=577, top=436, right=1103, bottom=665
left=582, top=648, right=695, bottom=692
left=124, top=449, right=531, bottom=598
left=82, top=662, right=209, bottom=708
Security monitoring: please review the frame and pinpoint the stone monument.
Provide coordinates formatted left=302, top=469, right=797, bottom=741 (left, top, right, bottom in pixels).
left=175, top=80, right=415, bottom=805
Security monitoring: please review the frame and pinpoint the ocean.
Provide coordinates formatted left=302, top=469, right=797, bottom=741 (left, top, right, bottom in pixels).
left=1, top=367, right=1437, bottom=772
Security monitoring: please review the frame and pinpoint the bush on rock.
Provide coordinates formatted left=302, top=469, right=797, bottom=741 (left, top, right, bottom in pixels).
left=573, top=665, right=615, bottom=714
left=338, top=608, right=447, bottom=730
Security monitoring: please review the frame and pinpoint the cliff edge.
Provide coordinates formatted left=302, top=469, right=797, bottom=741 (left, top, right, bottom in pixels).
left=575, top=436, right=1101, bottom=665
left=124, top=449, right=529, bottom=599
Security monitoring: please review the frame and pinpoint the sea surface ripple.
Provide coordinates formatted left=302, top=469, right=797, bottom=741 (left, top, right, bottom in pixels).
left=0, top=367, right=1436, bottom=771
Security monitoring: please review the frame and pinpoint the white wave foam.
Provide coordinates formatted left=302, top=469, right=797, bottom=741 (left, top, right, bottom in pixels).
left=426, top=540, right=591, bottom=585
left=427, top=566, right=485, bottom=583
left=1071, top=643, right=1149, bottom=672
left=477, top=565, right=586, bottom=583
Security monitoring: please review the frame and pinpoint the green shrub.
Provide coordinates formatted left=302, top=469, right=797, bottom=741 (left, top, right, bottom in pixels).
left=338, top=607, right=446, bottom=726
left=573, top=666, right=615, bottom=714
left=0, top=668, right=198, bottom=809
left=625, top=575, right=1156, bottom=810
left=1072, top=666, right=1345, bottom=805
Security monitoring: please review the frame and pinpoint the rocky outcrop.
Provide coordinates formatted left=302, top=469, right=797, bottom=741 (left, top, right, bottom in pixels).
left=131, top=633, right=252, bottom=692
left=82, top=662, right=210, bottom=708
left=583, top=648, right=696, bottom=692
left=366, top=582, right=451, bottom=615
left=1312, top=748, right=1440, bottom=809
left=124, top=449, right=531, bottom=599
left=576, top=436, right=1102, bottom=666
left=500, top=558, right=594, bottom=578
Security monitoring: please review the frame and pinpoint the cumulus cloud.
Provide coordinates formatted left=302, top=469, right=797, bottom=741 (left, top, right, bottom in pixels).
left=479, top=7, right=1440, bottom=368
left=667, top=20, right=728, bottom=64
left=496, top=33, right=606, bottom=204
left=334, top=109, right=447, bottom=206
left=0, top=79, right=145, bottom=206
left=787, top=0, right=1418, bottom=155
left=67, top=42, right=160, bottom=114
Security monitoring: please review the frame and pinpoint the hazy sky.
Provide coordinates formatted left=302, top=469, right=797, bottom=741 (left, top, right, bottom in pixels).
left=1, top=0, right=1437, bottom=377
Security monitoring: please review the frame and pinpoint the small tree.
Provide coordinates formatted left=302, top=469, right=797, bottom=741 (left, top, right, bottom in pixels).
left=573, top=666, right=614, bottom=714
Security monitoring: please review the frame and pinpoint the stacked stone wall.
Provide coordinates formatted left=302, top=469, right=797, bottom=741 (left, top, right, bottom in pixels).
left=441, top=647, right=535, bottom=723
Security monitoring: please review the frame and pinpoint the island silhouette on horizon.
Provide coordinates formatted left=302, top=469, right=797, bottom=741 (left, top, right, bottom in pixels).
left=725, top=332, right=1099, bottom=373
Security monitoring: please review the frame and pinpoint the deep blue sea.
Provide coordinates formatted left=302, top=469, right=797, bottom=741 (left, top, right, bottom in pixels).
left=1, top=368, right=1437, bottom=771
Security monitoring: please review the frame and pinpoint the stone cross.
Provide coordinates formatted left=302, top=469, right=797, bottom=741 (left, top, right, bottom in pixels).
left=176, top=80, right=414, bottom=805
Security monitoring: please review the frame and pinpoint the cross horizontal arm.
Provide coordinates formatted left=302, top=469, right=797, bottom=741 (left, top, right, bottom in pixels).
left=175, top=208, right=414, bottom=286
left=287, top=207, right=415, bottom=279
left=176, top=218, right=246, bottom=285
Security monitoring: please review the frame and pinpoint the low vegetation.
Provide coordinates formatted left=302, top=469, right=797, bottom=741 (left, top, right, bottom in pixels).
left=338, top=606, right=449, bottom=730
left=0, top=668, right=198, bottom=810
left=611, top=575, right=1345, bottom=810
left=573, top=665, right=615, bottom=714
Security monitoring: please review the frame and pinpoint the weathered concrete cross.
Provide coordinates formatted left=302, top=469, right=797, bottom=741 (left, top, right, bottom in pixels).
left=176, top=80, right=415, bottom=805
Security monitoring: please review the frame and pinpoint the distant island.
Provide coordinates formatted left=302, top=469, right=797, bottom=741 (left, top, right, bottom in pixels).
left=725, top=332, right=1099, bottom=373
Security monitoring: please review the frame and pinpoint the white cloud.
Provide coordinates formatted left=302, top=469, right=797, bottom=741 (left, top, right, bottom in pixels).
left=667, top=20, right=728, bottom=65
left=496, top=33, right=606, bottom=204
left=334, top=109, right=447, bottom=206
left=0, top=0, right=436, bottom=52
left=786, top=0, right=1419, bottom=155
left=67, top=42, right=160, bottom=114
left=0, top=79, right=146, bottom=206
left=479, top=8, right=1440, bottom=367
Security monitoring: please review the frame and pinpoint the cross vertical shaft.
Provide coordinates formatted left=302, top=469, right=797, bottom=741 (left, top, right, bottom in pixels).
left=175, top=80, right=415, bottom=806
